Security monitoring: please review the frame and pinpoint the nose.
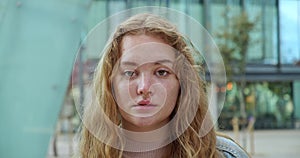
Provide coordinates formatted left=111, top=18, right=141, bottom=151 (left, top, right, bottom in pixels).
left=137, top=73, right=152, bottom=97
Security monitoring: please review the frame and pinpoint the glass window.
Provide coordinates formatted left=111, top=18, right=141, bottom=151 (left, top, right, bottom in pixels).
left=211, top=0, right=279, bottom=65
left=218, top=81, right=294, bottom=130
left=279, top=0, right=300, bottom=65
left=246, top=0, right=278, bottom=65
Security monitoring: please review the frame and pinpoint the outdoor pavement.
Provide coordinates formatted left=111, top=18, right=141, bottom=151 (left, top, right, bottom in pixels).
left=223, top=129, right=300, bottom=158
left=48, top=129, right=300, bottom=158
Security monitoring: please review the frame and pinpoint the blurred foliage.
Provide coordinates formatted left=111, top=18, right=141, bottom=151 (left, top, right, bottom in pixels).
left=216, top=9, right=259, bottom=132
left=216, top=11, right=259, bottom=80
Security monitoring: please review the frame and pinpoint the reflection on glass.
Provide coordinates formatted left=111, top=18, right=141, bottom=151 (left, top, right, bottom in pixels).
left=280, top=0, right=300, bottom=65
left=218, top=82, right=294, bottom=130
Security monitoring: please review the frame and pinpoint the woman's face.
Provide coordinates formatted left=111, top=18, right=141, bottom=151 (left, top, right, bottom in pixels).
left=112, top=34, right=180, bottom=132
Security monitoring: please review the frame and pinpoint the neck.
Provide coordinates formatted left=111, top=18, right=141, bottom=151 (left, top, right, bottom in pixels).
left=121, top=123, right=171, bottom=143
left=122, top=143, right=172, bottom=158
left=120, top=124, right=172, bottom=154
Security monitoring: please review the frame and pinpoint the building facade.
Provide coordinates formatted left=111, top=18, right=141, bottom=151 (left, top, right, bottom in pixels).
left=82, top=0, right=300, bottom=129
left=1, top=0, right=299, bottom=157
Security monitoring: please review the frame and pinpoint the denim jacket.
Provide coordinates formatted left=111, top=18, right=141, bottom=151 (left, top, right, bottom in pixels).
left=216, top=136, right=250, bottom=158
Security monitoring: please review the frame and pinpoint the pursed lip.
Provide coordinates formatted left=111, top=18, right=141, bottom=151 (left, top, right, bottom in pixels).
left=137, top=99, right=151, bottom=105
left=132, top=104, right=156, bottom=107
left=131, top=100, right=157, bottom=110
left=131, top=104, right=157, bottom=110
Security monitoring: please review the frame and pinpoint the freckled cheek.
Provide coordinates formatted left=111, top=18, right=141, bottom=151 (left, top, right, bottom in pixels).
left=114, top=81, right=136, bottom=105
left=152, top=80, right=178, bottom=106
left=165, top=81, right=180, bottom=101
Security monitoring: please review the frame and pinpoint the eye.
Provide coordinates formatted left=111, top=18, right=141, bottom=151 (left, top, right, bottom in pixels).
left=155, top=69, right=170, bottom=77
left=124, top=70, right=137, bottom=78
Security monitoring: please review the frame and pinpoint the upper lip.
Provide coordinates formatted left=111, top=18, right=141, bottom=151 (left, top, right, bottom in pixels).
left=137, top=100, right=151, bottom=106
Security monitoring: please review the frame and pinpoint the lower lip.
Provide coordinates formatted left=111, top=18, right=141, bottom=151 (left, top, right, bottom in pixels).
left=132, top=104, right=157, bottom=111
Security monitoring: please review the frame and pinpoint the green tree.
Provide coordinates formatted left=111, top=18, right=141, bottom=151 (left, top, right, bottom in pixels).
left=216, top=10, right=258, bottom=147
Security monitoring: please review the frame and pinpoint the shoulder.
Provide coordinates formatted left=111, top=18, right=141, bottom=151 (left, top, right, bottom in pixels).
left=216, top=136, right=250, bottom=158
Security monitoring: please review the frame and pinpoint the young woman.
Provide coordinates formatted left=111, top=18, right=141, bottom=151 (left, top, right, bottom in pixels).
left=79, top=13, right=249, bottom=158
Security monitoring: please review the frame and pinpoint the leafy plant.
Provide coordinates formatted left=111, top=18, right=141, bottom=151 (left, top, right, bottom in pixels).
left=217, top=11, right=258, bottom=79
left=216, top=10, right=259, bottom=147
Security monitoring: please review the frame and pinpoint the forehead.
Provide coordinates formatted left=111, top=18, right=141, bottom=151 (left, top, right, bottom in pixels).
left=120, top=34, right=176, bottom=65
left=121, top=34, right=167, bottom=52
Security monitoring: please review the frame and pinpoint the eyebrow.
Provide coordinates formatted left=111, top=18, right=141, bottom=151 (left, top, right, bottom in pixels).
left=120, top=59, right=174, bottom=66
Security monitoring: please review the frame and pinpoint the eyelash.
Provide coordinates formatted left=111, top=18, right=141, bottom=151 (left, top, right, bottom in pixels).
left=123, top=70, right=137, bottom=78
left=155, top=69, right=170, bottom=77
left=123, top=69, right=171, bottom=79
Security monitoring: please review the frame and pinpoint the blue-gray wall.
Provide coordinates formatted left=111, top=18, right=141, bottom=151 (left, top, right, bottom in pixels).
left=0, top=0, right=87, bottom=157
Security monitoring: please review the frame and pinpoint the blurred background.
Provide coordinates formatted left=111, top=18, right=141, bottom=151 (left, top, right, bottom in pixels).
left=0, top=0, right=299, bottom=158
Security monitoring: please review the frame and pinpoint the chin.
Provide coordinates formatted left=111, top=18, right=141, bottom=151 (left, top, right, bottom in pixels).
left=130, top=117, right=169, bottom=131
